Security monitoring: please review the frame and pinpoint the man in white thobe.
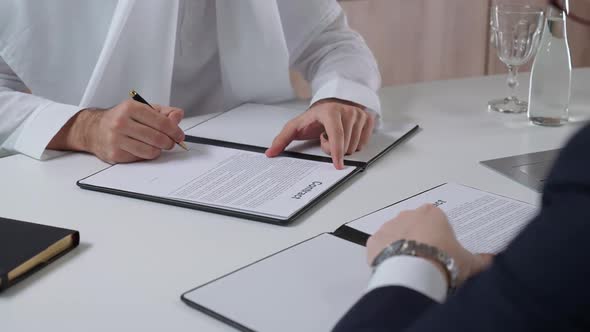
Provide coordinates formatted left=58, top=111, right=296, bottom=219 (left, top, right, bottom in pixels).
left=0, top=0, right=381, bottom=169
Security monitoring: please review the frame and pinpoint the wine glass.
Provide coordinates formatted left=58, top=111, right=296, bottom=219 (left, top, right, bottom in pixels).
left=489, top=4, right=545, bottom=113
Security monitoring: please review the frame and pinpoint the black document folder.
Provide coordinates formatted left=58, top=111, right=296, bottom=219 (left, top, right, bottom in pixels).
left=181, top=229, right=369, bottom=332
left=78, top=104, right=419, bottom=225
left=181, top=183, right=537, bottom=332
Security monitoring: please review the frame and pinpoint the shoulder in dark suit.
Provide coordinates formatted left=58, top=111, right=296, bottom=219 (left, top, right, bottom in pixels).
left=334, top=124, right=590, bottom=332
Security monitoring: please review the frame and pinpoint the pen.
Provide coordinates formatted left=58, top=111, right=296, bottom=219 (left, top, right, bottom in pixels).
left=129, top=90, right=188, bottom=151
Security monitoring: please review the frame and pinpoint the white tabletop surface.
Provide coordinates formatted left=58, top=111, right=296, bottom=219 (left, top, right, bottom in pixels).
left=2, top=69, right=589, bottom=331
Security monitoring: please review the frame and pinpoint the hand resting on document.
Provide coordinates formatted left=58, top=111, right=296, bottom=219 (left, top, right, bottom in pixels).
left=48, top=100, right=185, bottom=164
left=367, top=204, right=495, bottom=287
left=265, top=98, right=375, bottom=170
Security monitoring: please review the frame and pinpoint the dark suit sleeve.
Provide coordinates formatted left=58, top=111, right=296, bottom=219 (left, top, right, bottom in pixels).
left=334, top=125, right=590, bottom=332
left=333, top=287, right=436, bottom=332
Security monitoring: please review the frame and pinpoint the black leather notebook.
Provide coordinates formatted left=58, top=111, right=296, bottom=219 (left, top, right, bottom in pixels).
left=0, top=217, right=80, bottom=292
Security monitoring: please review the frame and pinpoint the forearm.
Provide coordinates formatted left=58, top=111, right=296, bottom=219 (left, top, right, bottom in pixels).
left=47, top=108, right=100, bottom=152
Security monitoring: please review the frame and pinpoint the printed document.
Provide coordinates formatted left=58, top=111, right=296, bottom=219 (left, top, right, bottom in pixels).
left=348, top=183, right=538, bottom=253
left=79, top=143, right=355, bottom=220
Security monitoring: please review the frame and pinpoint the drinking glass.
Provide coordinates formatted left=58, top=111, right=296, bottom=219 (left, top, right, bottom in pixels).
left=489, top=4, right=545, bottom=113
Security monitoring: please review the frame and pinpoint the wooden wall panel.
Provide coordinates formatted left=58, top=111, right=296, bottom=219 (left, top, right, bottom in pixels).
left=340, top=0, right=490, bottom=86
left=291, top=0, right=590, bottom=96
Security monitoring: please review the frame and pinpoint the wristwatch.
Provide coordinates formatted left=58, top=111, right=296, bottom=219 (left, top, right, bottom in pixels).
left=371, top=239, right=459, bottom=291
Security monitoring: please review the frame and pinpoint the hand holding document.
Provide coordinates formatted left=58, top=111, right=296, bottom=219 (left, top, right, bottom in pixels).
left=347, top=183, right=537, bottom=253
left=182, top=183, right=538, bottom=332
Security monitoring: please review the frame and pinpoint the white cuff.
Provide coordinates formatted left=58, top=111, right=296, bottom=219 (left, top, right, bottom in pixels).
left=13, top=101, right=81, bottom=160
left=310, top=77, right=381, bottom=118
left=368, top=256, right=448, bottom=303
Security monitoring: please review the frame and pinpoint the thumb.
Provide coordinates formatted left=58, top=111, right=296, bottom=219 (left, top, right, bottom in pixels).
left=265, top=122, right=298, bottom=157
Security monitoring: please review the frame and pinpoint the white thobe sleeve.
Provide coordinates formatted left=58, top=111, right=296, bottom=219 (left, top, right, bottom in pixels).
left=0, top=57, right=80, bottom=160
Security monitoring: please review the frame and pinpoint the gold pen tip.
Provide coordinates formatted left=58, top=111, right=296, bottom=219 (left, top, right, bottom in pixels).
left=129, top=90, right=137, bottom=97
left=178, top=141, right=189, bottom=151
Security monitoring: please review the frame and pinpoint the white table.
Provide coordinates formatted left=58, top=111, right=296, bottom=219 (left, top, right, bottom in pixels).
left=2, top=70, right=589, bottom=331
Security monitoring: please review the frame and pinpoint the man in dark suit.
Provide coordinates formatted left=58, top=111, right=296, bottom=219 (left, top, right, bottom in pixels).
left=334, top=124, right=590, bottom=332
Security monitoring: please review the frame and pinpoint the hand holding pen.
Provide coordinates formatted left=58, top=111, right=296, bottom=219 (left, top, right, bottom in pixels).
left=130, top=90, right=188, bottom=150
left=50, top=90, right=187, bottom=164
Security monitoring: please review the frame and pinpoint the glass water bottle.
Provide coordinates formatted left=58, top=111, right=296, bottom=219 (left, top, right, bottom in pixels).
left=527, top=5, right=572, bottom=126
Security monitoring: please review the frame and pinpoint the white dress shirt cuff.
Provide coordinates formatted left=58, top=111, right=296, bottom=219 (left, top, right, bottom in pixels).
left=367, top=255, right=448, bottom=303
left=310, top=77, right=382, bottom=119
left=12, top=101, right=82, bottom=160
